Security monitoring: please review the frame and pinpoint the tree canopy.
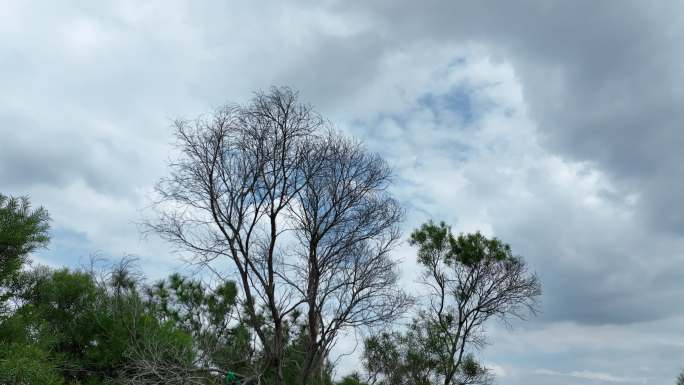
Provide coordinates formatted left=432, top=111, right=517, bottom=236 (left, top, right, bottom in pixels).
left=0, top=195, right=50, bottom=290
left=0, top=194, right=50, bottom=319
left=362, top=221, right=541, bottom=385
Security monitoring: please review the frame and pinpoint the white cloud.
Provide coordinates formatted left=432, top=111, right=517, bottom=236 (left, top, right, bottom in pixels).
left=534, top=368, right=648, bottom=384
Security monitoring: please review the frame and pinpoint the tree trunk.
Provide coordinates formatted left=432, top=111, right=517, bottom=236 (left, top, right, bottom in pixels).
left=299, top=243, right=321, bottom=385
left=273, top=327, right=285, bottom=385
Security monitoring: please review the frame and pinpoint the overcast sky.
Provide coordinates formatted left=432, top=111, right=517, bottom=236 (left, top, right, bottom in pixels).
left=2, top=1, right=684, bottom=384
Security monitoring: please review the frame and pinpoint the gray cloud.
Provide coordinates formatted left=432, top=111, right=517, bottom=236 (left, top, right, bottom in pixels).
left=342, top=1, right=684, bottom=234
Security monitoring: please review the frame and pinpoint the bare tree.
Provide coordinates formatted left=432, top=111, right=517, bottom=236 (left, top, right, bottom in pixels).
left=150, top=87, right=408, bottom=385
left=290, top=130, right=411, bottom=384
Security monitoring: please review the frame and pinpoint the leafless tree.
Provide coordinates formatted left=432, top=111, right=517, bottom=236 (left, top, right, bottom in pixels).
left=290, top=129, right=411, bottom=384
left=149, top=87, right=409, bottom=385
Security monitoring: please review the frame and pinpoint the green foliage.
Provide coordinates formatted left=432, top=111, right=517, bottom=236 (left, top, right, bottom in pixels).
left=0, top=265, right=197, bottom=385
left=336, top=373, right=366, bottom=385
left=0, top=342, right=63, bottom=385
left=143, top=273, right=336, bottom=384
left=281, top=320, right=335, bottom=385
left=0, top=194, right=50, bottom=315
left=0, top=194, right=50, bottom=264
left=144, top=273, right=253, bottom=378
left=0, top=260, right=340, bottom=385
left=410, top=220, right=513, bottom=268
left=363, top=319, right=489, bottom=385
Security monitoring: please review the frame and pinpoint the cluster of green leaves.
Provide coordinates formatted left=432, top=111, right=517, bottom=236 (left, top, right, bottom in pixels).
left=0, top=194, right=50, bottom=315
left=144, top=273, right=338, bottom=384
left=410, top=221, right=513, bottom=267
left=143, top=272, right=252, bottom=382
left=363, top=319, right=488, bottom=385
left=0, top=265, right=342, bottom=385
left=0, top=265, right=196, bottom=385
left=0, top=195, right=195, bottom=384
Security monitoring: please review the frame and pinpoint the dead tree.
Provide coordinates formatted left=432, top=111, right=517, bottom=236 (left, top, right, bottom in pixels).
left=289, top=131, right=410, bottom=384
left=150, top=87, right=409, bottom=385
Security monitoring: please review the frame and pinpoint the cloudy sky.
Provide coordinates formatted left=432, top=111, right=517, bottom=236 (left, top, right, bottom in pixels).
left=3, top=1, right=684, bottom=384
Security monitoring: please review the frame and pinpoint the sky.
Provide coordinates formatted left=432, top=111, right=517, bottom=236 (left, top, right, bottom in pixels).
left=2, top=1, right=684, bottom=384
